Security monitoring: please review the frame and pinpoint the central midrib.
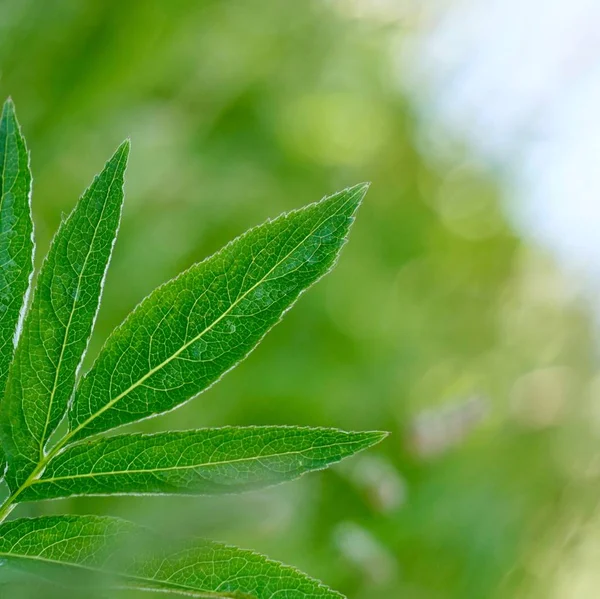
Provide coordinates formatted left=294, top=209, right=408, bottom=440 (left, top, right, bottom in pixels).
left=0, top=105, right=15, bottom=214
left=28, top=438, right=367, bottom=485
left=38, top=149, right=126, bottom=458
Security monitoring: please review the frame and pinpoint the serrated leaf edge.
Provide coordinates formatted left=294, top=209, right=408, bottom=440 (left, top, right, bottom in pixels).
left=24, top=427, right=388, bottom=500
left=67, top=183, right=369, bottom=442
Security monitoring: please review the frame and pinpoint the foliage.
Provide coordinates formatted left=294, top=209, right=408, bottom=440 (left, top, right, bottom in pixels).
left=0, top=98, right=385, bottom=597
left=1, top=4, right=595, bottom=597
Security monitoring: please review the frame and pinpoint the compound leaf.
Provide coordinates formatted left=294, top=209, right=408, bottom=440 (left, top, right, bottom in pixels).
left=0, top=141, right=129, bottom=487
left=0, top=515, right=344, bottom=598
left=20, top=426, right=387, bottom=501
left=68, top=183, right=368, bottom=442
left=0, top=99, right=35, bottom=476
left=0, top=104, right=379, bottom=599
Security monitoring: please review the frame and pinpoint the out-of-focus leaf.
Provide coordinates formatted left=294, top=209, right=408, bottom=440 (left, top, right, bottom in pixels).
left=0, top=141, right=129, bottom=488
left=68, top=184, right=368, bottom=442
left=0, top=515, right=345, bottom=598
left=20, top=426, right=387, bottom=500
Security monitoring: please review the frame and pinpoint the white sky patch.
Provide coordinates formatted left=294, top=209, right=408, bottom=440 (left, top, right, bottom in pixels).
left=392, top=0, right=600, bottom=281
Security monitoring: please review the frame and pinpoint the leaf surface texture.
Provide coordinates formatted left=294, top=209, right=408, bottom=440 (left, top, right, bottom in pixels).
left=0, top=100, right=35, bottom=475
left=20, top=426, right=386, bottom=500
left=0, top=142, right=129, bottom=486
left=69, top=183, right=367, bottom=441
left=0, top=516, right=345, bottom=598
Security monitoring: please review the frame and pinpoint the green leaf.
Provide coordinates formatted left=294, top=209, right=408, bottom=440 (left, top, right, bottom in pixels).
left=0, top=515, right=344, bottom=598
left=68, top=183, right=368, bottom=442
left=0, top=141, right=129, bottom=487
left=0, top=99, right=34, bottom=393
left=0, top=99, right=35, bottom=476
left=19, top=426, right=387, bottom=501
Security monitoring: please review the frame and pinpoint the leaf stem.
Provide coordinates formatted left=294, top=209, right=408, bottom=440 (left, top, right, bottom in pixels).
left=0, top=397, right=131, bottom=522
left=0, top=427, right=80, bottom=523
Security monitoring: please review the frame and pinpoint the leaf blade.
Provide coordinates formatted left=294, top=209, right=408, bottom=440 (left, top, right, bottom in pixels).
left=0, top=141, right=129, bottom=486
left=0, top=515, right=344, bottom=598
left=69, top=183, right=368, bottom=441
left=0, top=99, right=35, bottom=476
left=20, top=426, right=387, bottom=500
left=0, top=99, right=34, bottom=392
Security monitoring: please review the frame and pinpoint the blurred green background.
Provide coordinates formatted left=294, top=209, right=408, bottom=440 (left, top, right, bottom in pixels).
left=1, top=1, right=599, bottom=597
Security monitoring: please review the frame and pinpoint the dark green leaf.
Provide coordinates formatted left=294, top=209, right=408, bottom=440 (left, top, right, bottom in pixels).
left=0, top=141, right=129, bottom=487
left=0, top=99, right=35, bottom=476
left=20, top=426, right=387, bottom=500
left=68, top=184, right=368, bottom=442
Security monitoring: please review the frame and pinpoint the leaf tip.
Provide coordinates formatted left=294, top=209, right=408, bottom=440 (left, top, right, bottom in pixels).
left=316, top=181, right=370, bottom=222
left=346, top=181, right=370, bottom=203
left=341, top=181, right=370, bottom=217
left=1, top=96, right=16, bottom=120
left=342, top=429, right=389, bottom=456
left=365, top=430, right=390, bottom=446
left=116, top=138, right=131, bottom=158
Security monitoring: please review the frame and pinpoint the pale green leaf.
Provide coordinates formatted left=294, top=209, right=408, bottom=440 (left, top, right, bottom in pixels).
left=68, top=184, right=368, bottom=442
left=0, top=141, right=129, bottom=487
left=0, top=99, right=35, bottom=476
left=0, top=515, right=344, bottom=598
left=19, top=426, right=387, bottom=501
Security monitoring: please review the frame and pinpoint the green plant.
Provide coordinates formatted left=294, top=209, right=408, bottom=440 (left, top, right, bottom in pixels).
left=0, top=98, right=386, bottom=597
